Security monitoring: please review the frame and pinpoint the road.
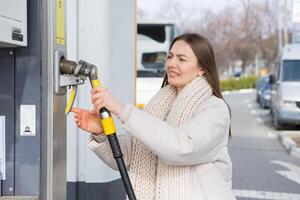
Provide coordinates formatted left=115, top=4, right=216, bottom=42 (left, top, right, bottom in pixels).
left=225, top=90, right=300, bottom=200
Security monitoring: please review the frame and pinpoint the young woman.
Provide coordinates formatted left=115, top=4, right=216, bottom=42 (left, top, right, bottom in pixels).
left=72, top=33, right=236, bottom=200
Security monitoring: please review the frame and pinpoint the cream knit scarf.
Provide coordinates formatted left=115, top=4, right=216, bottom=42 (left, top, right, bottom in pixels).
left=129, top=76, right=212, bottom=200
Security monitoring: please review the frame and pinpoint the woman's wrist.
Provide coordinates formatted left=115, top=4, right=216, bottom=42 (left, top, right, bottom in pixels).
left=92, top=125, right=103, bottom=136
left=118, top=104, right=134, bottom=123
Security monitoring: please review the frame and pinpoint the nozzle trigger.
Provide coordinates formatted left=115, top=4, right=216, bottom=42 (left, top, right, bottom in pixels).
left=65, top=85, right=77, bottom=114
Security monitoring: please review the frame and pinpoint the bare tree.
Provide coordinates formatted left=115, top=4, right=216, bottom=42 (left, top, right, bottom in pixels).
left=253, top=0, right=279, bottom=68
left=188, top=7, right=238, bottom=74
left=198, top=0, right=279, bottom=75
left=150, top=0, right=279, bottom=76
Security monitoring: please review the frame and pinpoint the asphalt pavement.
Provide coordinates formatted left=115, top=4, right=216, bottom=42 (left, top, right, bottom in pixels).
left=224, top=90, right=300, bottom=200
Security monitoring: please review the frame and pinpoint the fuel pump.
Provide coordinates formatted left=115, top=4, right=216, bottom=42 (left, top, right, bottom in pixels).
left=59, top=58, right=136, bottom=200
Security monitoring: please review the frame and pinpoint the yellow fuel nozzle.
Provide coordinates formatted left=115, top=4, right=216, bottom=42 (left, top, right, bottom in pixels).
left=59, top=58, right=116, bottom=134
left=91, top=79, right=101, bottom=88
left=59, top=58, right=104, bottom=116
left=65, top=85, right=77, bottom=114
left=59, top=58, right=85, bottom=114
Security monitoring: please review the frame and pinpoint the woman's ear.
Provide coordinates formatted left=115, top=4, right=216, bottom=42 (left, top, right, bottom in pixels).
left=197, top=70, right=205, bottom=76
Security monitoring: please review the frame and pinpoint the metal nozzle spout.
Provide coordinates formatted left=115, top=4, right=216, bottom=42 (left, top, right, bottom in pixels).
left=60, top=58, right=77, bottom=75
left=59, top=58, right=98, bottom=82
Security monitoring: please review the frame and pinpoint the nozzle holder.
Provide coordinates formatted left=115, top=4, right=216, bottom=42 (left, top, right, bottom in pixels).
left=54, top=51, right=86, bottom=95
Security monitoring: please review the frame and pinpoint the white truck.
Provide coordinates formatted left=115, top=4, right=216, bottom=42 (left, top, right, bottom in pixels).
left=136, top=20, right=177, bottom=106
left=270, top=44, right=300, bottom=129
left=137, top=20, right=176, bottom=77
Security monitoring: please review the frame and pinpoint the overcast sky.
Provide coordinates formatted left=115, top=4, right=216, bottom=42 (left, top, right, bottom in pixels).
left=138, top=0, right=294, bottom=22
left=138, top=0, right=239, bottom=18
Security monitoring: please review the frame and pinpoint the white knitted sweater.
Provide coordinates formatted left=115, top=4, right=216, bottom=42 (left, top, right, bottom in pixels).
left=88, top=76, right=236, bottom=200
left=129, top=76, right=212, bottom=199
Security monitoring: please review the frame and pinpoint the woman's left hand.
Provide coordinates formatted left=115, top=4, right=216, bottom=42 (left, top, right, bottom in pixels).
left=91, top=87, right=124, bottom=116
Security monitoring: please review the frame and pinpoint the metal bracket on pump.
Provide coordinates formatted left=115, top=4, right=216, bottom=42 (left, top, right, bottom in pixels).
left=54, top=50, right=86, bottom=95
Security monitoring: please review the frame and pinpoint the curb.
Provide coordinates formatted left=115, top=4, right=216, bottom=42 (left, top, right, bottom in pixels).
left=278, top=133, right=300, bottom=159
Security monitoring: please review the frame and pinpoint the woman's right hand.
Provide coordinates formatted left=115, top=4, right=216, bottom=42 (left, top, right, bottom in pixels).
left=71, top=107, right=103, bottom=135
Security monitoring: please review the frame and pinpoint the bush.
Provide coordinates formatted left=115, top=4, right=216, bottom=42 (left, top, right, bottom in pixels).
left=220, top=76, right=258, bottom=91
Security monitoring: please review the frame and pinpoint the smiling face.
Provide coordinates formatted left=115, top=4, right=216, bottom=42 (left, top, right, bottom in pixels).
left=166, top=40, right=204, bottom=92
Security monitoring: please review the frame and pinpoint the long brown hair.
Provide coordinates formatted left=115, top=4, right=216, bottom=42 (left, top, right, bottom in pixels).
left=161, top=33, right=232, bottom=136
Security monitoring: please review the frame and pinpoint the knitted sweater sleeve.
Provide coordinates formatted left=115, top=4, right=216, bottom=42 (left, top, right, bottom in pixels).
left=87, top=132, right=132, bottom=171
left=119, top=99, right=230, bottom=165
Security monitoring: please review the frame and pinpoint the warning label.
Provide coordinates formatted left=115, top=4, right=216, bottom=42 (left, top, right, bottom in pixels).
left=20, top=105, right=36, bottom=136
left=23, top=126, right=32, bottom=135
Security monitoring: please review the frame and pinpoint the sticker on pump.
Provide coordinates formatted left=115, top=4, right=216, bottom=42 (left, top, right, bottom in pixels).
left=20, top=105, right=36, bottom=136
